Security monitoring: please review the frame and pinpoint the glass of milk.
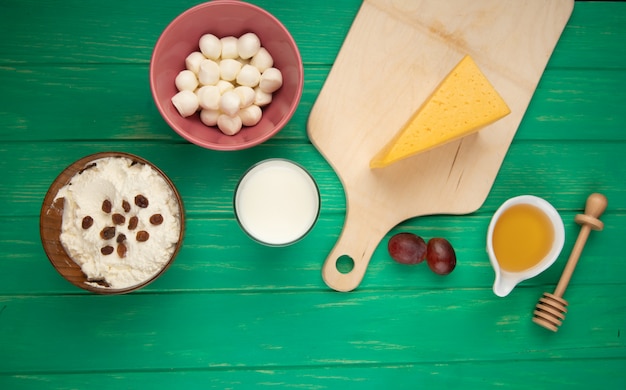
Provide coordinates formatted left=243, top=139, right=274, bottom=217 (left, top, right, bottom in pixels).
left=234, top=159, right=320, bottom=246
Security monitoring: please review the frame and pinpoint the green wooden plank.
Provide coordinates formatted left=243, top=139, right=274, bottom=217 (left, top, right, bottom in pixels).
left=0, top=141, right=623, bottom=217
left=522, top=69, right=626, bottom=140
left=0, top=64, right=326, bottom=142
left=1, top=2, right=625, bottom=69
left=1, top=358, right=625, bottom=390
left=0, top=286, right=623, bottom=373
left=1, top=65, right=625, bottom=142
left=0, top=208, right=621, bottom=295
left=0, top=0, right=362, bottom=65
left=547, top=1, right=626, bottom=70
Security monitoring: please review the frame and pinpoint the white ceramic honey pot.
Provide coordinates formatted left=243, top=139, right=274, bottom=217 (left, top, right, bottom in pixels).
left=487, top=195, right=565, bottom=297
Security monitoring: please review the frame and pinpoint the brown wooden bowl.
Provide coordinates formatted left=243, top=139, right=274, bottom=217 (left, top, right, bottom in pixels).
left=40, top=152, right=185, bottom=294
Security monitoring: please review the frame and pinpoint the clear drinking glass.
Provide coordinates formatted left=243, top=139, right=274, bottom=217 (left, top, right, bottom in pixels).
left=234, top=158, right=320, bottom=246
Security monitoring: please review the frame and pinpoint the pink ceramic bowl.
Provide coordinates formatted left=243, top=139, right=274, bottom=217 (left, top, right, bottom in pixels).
left=150, top=1, right=303, bottom=150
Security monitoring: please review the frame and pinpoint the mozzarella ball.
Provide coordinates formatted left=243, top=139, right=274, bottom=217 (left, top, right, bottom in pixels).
left=185, top=51, right=206, bottom=74
left=237, top=32, right=261, bottom=60
left=173, top=32, right=281, bottom=128
left=220, top=91, right=241, bottom=116
left=217, top=114, right=243, bottom=135
left=234, top=86, right=256, bottom=108
left=196, top=85, right=221, bottom=110
left=219, top=58, right=242, bottom=82
left=259, top=67, right=283, bottom=93
left=236, top=64, right=261, bottom=87
left=238, top=105, right=262, bottom=126
left=199, top=34, right=221, bottom=60
left=175, top=70, right=199, bottom=92
left=220, top=36, right=239, bottom=59
left=216, top=80, right=234, bottom=94
left=254, top=86, right=273, bottom=107
left=171, top=90, right=199, bottom=117
left=250, top=47, right=274, bottom=73
left=200, top=109, right=220, bottom=127
left=198, top=59, right=220, bottom=86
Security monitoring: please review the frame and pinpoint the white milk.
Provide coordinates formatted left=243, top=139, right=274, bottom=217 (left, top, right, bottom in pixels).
left=234, top=159, right=320, bottom=246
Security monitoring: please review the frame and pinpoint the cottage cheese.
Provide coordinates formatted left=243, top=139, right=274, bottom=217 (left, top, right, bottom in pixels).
left=55, top=157, right=181, bottom=289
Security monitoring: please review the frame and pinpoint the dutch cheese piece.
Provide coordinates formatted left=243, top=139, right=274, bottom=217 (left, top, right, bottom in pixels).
left=370, top=55, right=511, bottom=169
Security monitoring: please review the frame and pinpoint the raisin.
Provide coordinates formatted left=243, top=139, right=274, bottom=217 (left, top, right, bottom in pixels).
left=122, top=200, right=131, bottom=213
left=128, top=216, right=139, bottom=230
left=112, top=213, right=125, bottom=225
left=136, top=231, right=150, bottom=242
left=150, top=214, right=164, bottom=225
left=100, top=226, right=115, bottom=240
left=116, top=233, right=127, bottom=243
left=117, top=243, right=127, bottom=258
left=81, top=216, right=93, bottom=229
left=135, top=194, right=149, bottom=208
left=87, top=278, right=110, bottom=288
left=102, top=199, right=112, bottom=213
left=101, top=245, right=114, bottom=255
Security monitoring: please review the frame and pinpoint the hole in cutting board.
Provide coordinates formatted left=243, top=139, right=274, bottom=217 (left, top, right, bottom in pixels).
left=336, top=255, right=354, bottom=274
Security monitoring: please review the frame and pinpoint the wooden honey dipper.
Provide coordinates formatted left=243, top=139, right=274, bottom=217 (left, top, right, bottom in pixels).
left=532, top=193, right=608, bottom=332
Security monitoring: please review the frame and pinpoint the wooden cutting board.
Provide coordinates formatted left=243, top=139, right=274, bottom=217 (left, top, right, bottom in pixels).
left=308, top=0, right=574, bottom=292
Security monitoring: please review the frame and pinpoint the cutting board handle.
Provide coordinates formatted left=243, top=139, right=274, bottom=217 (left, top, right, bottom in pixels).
left=321, top=204, right=389, bottom=292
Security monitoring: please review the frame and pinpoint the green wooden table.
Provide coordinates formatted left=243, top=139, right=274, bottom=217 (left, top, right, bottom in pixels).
left=1, top=0, right=625, bottom=388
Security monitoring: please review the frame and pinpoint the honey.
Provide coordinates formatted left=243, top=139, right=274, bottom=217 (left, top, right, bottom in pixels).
left=492, top=203, right=554, bottom=272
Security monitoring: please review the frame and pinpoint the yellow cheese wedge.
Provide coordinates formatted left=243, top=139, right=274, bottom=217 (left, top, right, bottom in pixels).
left=370, top=55, right=511, bottom=169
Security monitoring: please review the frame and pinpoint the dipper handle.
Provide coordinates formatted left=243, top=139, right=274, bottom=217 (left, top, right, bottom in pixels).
left=532, top=193, right=607, bottom=332
left=553, top=193, right=607, bottom=297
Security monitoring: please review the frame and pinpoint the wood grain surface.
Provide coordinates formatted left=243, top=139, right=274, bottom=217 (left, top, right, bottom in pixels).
left=309, top=0, right=573, bottom=292
left=0, top=0, right=625, bottom=389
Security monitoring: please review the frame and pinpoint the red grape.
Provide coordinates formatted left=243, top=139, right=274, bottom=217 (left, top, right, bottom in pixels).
left=426, top=238, right=456, bottom=275
left=387, top=233, right=427, bottom=265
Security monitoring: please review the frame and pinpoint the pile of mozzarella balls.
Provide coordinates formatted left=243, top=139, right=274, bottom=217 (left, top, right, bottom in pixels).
left=171, top=32, right=283, bottom=136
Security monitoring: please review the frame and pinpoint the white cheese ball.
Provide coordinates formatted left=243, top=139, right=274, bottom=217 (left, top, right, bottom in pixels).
left=185, top=51, right=206, bottom=74
left=200, top=109, right=220, bottom=127
left=234, top=86, right=256, bottom=108
left=220, top=36, right=239, bottom=59
left=175, top=70, right=199, bottom=92
left=219, top=58, right=242, bottom=82
left=236, top=64, right=261, bottom=88
left=250, top=47, right=274, bottom=73
left=217, top=114, right=243, bottom=135
left=216, top=80, right=234, bottom=94
left=254, top=86, right=273, bottom=107
left=220, top=91, right=241, bottom=116
left=199, top=34, right=221, bottom=60
left=198, top=59, right=220, bottom=86
left=173, top=32, right=282, bottom=129
left=171, top=90, right=199, bottom=117
left=238, top=105, right=262, bottom=126
left=237, top=32, right=261, bottom=60
left=259, top=67, right=283, bottom=94
left=196, top=85, right=221, bottom=110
